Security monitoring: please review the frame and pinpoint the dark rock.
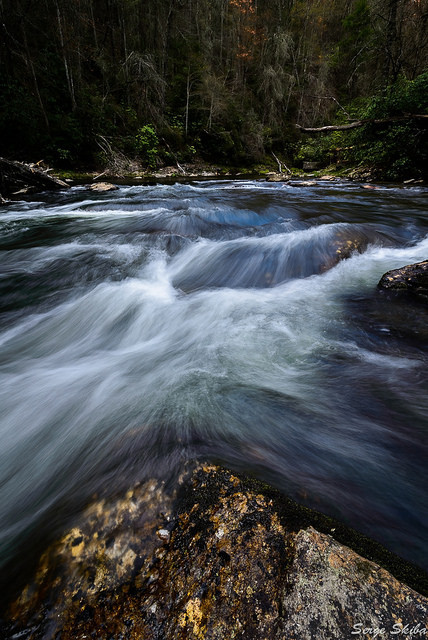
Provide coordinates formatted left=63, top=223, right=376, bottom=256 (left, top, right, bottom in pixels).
left=378, top=260, right=428, bottom=302
left=2, top=465, right=427, bottom=640
left=0, top=157, right=69, bottom=197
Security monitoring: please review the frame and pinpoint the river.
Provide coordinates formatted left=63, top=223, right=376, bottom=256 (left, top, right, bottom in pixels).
left=0, top=178, right=427, bottom=589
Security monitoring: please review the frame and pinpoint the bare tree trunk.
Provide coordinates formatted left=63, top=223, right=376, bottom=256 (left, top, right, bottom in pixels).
left=383, top=0, right=400, bottom=83
left=208, top=94, right=214, bottom=131
left=89, top=0, right=98, bottom=50
left=56, top=1, right=76, bottom=110
left=17, top=4, right=51, bottom=131
left=185, top=68, right=191, bottom=137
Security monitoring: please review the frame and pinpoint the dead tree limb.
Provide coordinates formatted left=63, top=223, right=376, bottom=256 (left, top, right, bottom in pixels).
left=272, top=151, right=291, bottom=174
left=0, top=157, right=69, bottom=197
left=296, top=114, right=428, bottom=133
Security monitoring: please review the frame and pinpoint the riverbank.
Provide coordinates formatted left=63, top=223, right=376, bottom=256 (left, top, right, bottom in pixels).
left=54, top=161, right=425, bottom=186
left=1, top=156, right=426, bottom=202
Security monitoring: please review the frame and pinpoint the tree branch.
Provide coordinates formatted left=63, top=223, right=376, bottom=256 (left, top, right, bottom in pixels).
left=271, top=151, right=290, bottom=174
left=295, top=114, right=428, bottom=133
left=0, top=157, right=69, bottom=197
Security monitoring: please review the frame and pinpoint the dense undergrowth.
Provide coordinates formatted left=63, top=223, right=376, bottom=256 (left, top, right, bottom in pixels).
left=296, top=72, right=428, bottom=180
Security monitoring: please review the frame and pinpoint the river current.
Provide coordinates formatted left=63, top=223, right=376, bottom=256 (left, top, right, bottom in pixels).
left=0, top=179, right=427, bottom=588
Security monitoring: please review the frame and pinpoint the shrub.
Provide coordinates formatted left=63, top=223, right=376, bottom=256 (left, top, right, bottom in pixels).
left=294, top=72, right=428, bottom=179
left=135, top=125, right=159, bottom=167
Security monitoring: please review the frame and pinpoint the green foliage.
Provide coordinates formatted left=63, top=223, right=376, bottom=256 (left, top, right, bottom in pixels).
left=0, top=76, right=45, bottom=159
left=330, top=0, right=373, bottom=97
left=296, top=131, right=346, bottom=164
left=348, top=73, right=428, bottom=179
left=200, top=127, right=237, bottom=163
left=295, top=129, right=353, bottom=172
left=295, top=72, right=428, bottom=179
left=135, top=125, right=159, bottom=168
left=360, top=72, right=428, bottom=119
left=350, top=122, right=425, bottom=180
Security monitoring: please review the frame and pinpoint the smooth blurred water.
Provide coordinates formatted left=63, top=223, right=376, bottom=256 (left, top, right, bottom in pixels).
left=0, top=178, right=427, bottom=583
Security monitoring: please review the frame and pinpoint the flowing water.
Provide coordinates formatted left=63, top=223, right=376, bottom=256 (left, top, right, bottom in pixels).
left=0, top=179, right=427, bottom=588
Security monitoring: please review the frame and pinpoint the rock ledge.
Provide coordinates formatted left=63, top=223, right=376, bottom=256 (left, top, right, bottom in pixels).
left=2, top=465, right=427, bottom=639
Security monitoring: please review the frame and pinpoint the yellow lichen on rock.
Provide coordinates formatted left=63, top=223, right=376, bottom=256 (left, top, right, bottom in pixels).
left=178, top=598, right=205, bottom=637
left=3, top=465, right=428, bottom=640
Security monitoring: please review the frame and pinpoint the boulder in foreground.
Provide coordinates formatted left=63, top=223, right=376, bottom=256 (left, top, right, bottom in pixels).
left=2, top=465, right=427, bottom=639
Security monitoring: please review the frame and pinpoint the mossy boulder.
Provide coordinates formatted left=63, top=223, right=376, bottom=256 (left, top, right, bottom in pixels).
left=1, top=465, right=427, bottom=639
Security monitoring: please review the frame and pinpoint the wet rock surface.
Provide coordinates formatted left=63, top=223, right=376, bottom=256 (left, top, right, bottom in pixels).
left=283, top=528, right=427, bottom=639
left=265, top=172, right=291, bottom=182
left=89, top=181, right=119, bottom=192
left=1, top=465, right=427, bottom=639
left=320, top=227, right=390, bottom=273
left=378, top=260, right=428, bottom=301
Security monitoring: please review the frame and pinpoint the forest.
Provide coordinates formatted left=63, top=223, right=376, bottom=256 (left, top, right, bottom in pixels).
left=1, top=0, right=427, bottom=179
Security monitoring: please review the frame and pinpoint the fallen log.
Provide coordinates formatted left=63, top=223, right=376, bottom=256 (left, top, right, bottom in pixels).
left=0, top=157, right=69, bottom=199
left=296, top=114, right=428, bottom=133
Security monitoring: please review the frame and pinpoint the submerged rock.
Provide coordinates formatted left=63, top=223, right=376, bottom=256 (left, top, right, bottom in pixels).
left=2, top=465, right=427, bottom=639
left=320, top=227, right=386, bottom=273
left=378, top=260, right=428, bottom=301
left=292, top=180, right=318, bottom=186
